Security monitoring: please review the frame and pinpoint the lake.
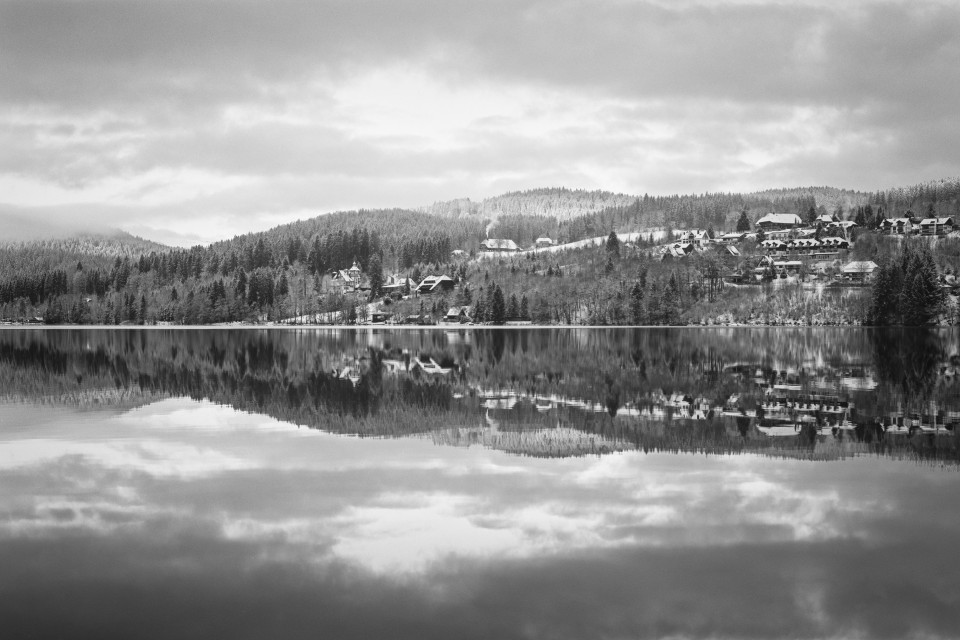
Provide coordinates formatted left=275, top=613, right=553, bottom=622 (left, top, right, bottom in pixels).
left=1, top=327, right=959, bottom=639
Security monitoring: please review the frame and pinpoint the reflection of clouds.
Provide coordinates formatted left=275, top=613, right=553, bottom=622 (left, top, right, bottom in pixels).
left=3, top=399, right=960, bottom=638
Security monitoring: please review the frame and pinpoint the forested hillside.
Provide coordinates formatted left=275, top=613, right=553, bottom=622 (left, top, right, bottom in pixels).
left=1, top=179, right=958, bottom=326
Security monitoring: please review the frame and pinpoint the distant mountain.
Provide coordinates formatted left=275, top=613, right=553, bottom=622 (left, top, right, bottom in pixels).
left=0, top=230, right=169, bottom=277
left=421, top=187, right=638, bottom=222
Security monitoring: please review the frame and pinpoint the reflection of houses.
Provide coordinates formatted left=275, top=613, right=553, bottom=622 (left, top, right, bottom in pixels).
left=410, top=357, right=452, bottom=375
left=480, top=239, right=520, bottom=252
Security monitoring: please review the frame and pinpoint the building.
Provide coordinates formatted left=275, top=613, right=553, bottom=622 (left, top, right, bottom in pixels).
left=330, top=261, right=366, bottom=293
left=880, top=218, right=914, bottom=235
left=416, top=275, right=456, bottom=294
left=841, top=261, right=879, bottom=283
left=443, top=306, right=473, bottom=323
left=919, top=217, right=954, bottom=236
left=480, top=239, right=520, bottom=252
left=535, top=237, right=555, bottom=248
left=756, top=213, right=804, bottom=230
left=381, top=274, right=417, bottom=296
left=661, top=242, right=695, bottom=261
left=718, top=232, right=747, bottom=244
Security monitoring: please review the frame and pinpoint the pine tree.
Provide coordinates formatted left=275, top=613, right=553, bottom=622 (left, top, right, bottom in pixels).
left=605, top=231, right=620, bottom=257
left=491, top=285, right=506, bottom=324
left=736, top=210, right=750, bottom=232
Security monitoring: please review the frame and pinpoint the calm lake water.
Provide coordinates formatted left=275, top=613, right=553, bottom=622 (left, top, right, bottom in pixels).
left=1, top=327, right=959, bottom=639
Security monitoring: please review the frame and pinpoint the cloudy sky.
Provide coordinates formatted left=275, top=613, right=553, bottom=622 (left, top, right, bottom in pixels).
left=2, top=0, right=959, bottom=246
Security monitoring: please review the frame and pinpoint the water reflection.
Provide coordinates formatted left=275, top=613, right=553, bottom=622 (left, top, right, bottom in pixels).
left=1, top=327, right=958, bottom=463
left=2, top=328, right=960, bottom=639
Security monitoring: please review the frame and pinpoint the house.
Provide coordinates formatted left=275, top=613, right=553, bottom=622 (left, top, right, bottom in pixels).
left=416, top=275, right=456, bottom=294
left=841, top=261, right=879, bottom=283
left=756, top=213, right=803, bottom=230
left=443, top=306, right=473, bottom=323
left=815, top=213, right=838, bottom=225
left=880, top=218, right=914, bottom=235
left=678, top=229, right=709, bottom=246
left=535, top=237, right=555, bottom=248
left=828, top=221, right=858, bottom=235
left=330, top=261, right=366, bottom=292
left=661, top=242, right=695, bottom=261
left=819, top=237, right=850, bottom=249
left=480, top=238, right=520, bottom=252
left=787, top=238, right=821, bottom=251
left=382, top=274, right=417, bottom=296
left=718, top=232, right=747, bottom=244
left=369, top=311, right=389, bottom=324
left=760, top=239, right=788, bottom=252
left=919, top=217, right=954, bottom=236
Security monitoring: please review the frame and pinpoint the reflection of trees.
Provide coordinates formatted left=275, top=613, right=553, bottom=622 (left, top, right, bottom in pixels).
left=871, top=329, right=944, bottom=409
left=0, top=328, right=957, bottom=463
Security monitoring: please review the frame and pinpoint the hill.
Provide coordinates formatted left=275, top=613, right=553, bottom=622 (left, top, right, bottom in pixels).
left=421, top=187, right=637, bottom=221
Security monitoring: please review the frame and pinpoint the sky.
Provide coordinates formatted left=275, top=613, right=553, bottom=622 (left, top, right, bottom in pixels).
left=2, top=0, right=960, bottom=246
left=3, top=397, right=960, bottom=639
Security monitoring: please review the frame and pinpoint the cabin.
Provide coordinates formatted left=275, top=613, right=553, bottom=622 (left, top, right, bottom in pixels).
left=535, top=237, right=555, bottom=248
left=841, top=261, right=879, bottom=283
left=369, top=311, right=389, bottom=324
left=480, top=238, right=520, bottom=252
left=416, top=275, right=456, bottom=295
left=443, top=306, right=473, bottom=323
left=919, top=217, right=954, bottom=236
left=756, top=213, right=803, bottom=230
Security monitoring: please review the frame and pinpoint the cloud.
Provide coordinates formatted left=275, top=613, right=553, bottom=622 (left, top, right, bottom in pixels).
left=1, top=1, right=959, bottom=243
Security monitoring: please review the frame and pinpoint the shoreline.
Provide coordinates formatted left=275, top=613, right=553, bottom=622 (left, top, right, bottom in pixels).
left=0, top=323, right=933, bottom=330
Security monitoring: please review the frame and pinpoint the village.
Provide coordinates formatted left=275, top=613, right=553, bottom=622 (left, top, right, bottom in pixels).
left=295, top=211, right=958, bottom=326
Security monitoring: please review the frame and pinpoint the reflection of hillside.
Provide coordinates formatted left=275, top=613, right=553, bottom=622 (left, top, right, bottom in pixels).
left=0, top=328, right=958, bottom=463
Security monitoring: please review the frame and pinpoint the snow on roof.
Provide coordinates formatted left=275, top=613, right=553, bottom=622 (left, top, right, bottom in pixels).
left=756, top=213, right=803, bottom=226
left=842, top=261, right=879, bottom=273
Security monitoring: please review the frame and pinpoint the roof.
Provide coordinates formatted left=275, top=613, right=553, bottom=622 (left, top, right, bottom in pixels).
left=445, top=306, right=472, bottom=317
left=535, top=237, right=553, bottom=243
left=756, top=213, right=803, bottom=226
left=417, top=274, right=455, bottom=292
left=920, top=217, right=954, bottom=225
left=842, top=261, right=879, bottom=274
left=481, top=238, right=520, bottom=251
